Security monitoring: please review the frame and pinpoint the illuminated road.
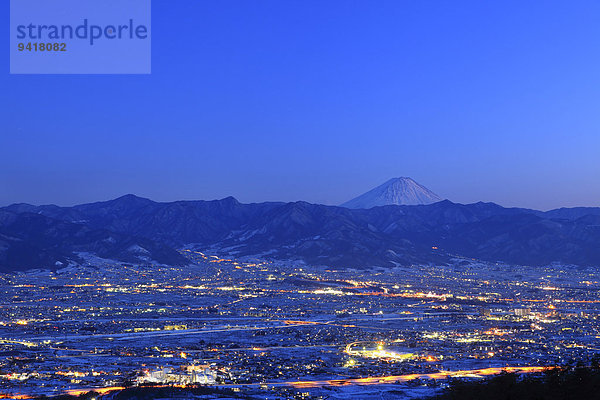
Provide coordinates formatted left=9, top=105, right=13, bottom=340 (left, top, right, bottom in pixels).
left=52, top=366, right=549, bottom=398
left=285, top=366, right=548, bottom=388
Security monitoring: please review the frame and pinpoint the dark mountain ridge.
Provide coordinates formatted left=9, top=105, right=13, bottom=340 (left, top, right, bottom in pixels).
left=1, top=195, right=599, bottom=271
left=0, top=208, right=187, bottom=272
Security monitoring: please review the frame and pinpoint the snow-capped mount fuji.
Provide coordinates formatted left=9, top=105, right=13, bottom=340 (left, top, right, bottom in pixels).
left=341, top=177, right=443, bottom=209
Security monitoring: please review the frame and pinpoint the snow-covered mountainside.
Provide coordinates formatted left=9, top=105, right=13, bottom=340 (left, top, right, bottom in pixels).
left=341, top=177, right=443, bottom=209
left=4, top=194, right=600, bottom=271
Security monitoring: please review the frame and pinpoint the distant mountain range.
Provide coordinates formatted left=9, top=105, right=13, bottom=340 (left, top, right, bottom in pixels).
left=1, top=184, right=600, bottom=272
left=341, top=177, right=443, bottom=208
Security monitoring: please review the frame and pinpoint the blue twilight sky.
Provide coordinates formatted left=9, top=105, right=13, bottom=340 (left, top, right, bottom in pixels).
left=1, top=1, right=599, bottom=210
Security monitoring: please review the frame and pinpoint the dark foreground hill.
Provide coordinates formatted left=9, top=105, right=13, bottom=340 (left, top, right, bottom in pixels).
left=1, top=195, right=600, bottom=271
left=428, top=363, right=600, bottom=400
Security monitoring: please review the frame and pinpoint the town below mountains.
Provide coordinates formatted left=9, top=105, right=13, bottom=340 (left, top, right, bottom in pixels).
left=1, top=178, right=599, bottom=272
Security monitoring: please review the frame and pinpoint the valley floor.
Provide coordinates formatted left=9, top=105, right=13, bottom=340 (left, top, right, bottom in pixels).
left=1, top=252, right=599, bottom=399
